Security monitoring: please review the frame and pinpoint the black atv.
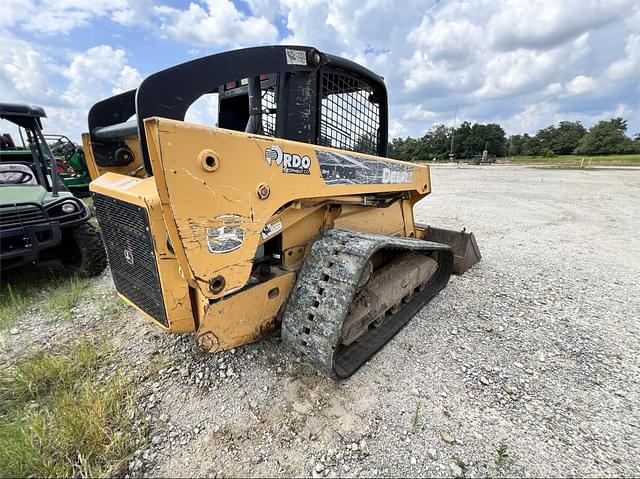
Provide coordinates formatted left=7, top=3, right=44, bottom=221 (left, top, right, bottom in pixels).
left=0, top=103, right=107, bottom=276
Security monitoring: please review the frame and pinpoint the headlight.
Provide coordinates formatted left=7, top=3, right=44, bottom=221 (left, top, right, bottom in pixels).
left=61, top=202, right=76, bottom=213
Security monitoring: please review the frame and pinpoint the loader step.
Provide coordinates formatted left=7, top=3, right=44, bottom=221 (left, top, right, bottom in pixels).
left=281, top=229, right=453, bottom=378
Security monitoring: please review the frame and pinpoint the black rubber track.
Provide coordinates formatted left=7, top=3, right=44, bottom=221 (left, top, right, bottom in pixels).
left=281, top=229, right=453, bottom=378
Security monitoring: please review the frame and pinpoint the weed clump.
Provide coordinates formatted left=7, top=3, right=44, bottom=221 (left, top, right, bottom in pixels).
left=0, top=341, right=142, bottom=477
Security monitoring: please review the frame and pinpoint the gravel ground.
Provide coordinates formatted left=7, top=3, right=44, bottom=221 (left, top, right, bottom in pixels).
left=2, top=165, right=639, bottom=477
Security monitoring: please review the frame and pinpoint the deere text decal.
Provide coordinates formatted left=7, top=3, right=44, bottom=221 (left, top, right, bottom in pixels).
left=316, top=150, right=414, bottom=185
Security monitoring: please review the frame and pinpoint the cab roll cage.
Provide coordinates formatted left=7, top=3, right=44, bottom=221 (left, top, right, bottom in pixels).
left=88, top=45, right=388, bottom=175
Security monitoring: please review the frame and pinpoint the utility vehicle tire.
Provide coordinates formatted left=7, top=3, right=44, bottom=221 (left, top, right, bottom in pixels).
left=60, top=223, right=108, bottom=277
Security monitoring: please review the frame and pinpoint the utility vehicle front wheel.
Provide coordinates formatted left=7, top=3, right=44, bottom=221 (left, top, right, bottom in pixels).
left=60, top=223, right=108, bottom=277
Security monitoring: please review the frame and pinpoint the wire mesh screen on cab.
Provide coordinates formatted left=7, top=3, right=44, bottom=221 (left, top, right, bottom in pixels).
left=320, top=70, right=380, bottom=156
left=261, top=87, right=277, bottom=136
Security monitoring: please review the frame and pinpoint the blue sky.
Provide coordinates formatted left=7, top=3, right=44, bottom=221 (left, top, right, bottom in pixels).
left=1, top=0, right=638, bottom=142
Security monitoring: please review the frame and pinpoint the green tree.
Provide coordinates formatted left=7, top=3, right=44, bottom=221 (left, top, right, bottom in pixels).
left=450, top=121, right=507, bottom=157
left=576, top=118, right=635, bottom=155
left=356, top=132, right=377, bottom=154
left=388, top=137, right=427, bottom=161
left=534, top=121, right=586, bottom=155
left=553, top=121, right=586, bottom=154
left=524, top=133, right=542, bottom=156
left=422, top=124, right=451, bottom=160
left=508, top=134, right=528, bottom=156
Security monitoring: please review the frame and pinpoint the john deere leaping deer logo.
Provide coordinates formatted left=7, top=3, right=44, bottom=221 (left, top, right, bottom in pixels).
left=265, top=145, right=311, bottom=175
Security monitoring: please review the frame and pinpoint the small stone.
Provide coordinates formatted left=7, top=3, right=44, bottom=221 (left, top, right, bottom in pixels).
left=411, top=388, right=420, bottom=396
left=179, top=367, right=189, bottom=378
left=440, top=431, right=455, bottom=443
left=410, top=457, right=417, bottom=465
left=10, top=328, right=19, bottom=335
left=514, top=362, right=524, bottom=368
left=129, top=459, right=143, bottom=472
left=250, top=400, right=258, bottom=409
left=277, top=367, right=283, bottom=373
left=480, top=376, right=490, bottom=385
left=427, top=448, right=437, bottom=460
left=351, top=442, right=359, bottom=451
left=449, top=462, right=463, bottom=478
left=359, top=439, right=369, bottom=455
left=315, top=463, right=325, bottom=473
left=151, top=435, right=162, bottom=445
left=159, top=413, right=168, bottom=422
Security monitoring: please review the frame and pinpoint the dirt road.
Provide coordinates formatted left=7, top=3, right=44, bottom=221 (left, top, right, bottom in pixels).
left=3, top=166, right=639, bottom=477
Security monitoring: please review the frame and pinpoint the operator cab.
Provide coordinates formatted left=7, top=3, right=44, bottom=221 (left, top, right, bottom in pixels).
left=87, top=46, right=388, bottom=176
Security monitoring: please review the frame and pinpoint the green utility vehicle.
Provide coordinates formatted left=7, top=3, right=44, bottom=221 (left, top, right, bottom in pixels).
left=1, top=129, right=91, bottom=197
left=47, top=134, right=91, bottom=197
left=0, top=103, right=107, bottom=275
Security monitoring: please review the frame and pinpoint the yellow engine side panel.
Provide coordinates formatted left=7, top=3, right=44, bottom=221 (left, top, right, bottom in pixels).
left=90, top=173, right=196, bottom=332
left=144, top=118, right=431, bottom=301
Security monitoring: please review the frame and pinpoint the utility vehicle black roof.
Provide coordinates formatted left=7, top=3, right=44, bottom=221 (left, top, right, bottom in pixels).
left=0, top=103, right=47, bottom=120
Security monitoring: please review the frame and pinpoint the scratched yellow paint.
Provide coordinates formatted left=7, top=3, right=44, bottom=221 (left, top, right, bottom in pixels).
left=87, top=119, right=433, bottom=348
left=144, top=118, right=431, bottom=300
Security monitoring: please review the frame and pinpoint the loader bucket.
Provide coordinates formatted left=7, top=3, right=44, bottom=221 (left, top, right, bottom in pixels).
left=418, top=225, right=481, bottom=274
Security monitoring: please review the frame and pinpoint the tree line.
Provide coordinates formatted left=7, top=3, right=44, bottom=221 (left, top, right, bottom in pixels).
left=388, top=117, right=640, bottom=161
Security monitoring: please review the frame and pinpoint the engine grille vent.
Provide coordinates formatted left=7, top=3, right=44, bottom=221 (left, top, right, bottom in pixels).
left=93, top=193, right=167, bottom=326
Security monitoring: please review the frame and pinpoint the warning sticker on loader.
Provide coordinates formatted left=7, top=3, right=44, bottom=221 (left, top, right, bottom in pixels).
left=285, top=49, right=307, bottom=65
left=316, top=150, right=414, bottom=185
left=262, top=219, right=283, bottom=240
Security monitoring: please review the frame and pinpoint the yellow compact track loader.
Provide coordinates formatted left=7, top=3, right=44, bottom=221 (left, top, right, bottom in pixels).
left=84, top=46, right=480, bottom=378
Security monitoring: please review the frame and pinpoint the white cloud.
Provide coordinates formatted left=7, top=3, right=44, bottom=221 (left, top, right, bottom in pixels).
left=1, top=0, right=152, bottom=34
left=408, top=18, right=482, bottom=65
left=62, top=46, right=139, bottom=104
left=403, top=104, right=438, bottom=121
left=489, top=0, right=633, bottom=50
left=113, top=65, right=144, bottom=94
left=185, top=94, right=219, bottom=125
left=156, top=0, right=277, bottom=47
left=0, top=35, right=57, bottom=102
left=1, top=39, right=142, bottom=141
left=565, top=75, right=597, bottom=96
left=2, top=0, right=638, bottom=141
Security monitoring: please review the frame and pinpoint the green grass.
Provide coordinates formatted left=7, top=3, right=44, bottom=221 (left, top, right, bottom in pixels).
left=50, top=276, right=90, bottom=322
left=496, top=442, right=509, bottom=467
left=411, top=400, right=422, bottom=432
left=0, top=283, right=34, bottom=330
left=455, top=457, right=468, bottom=474
left=0, top=341, right=142, bottom=477
left=502, top=154, right=640, bottom=166
left=1, top=268, right=92, bottom=329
